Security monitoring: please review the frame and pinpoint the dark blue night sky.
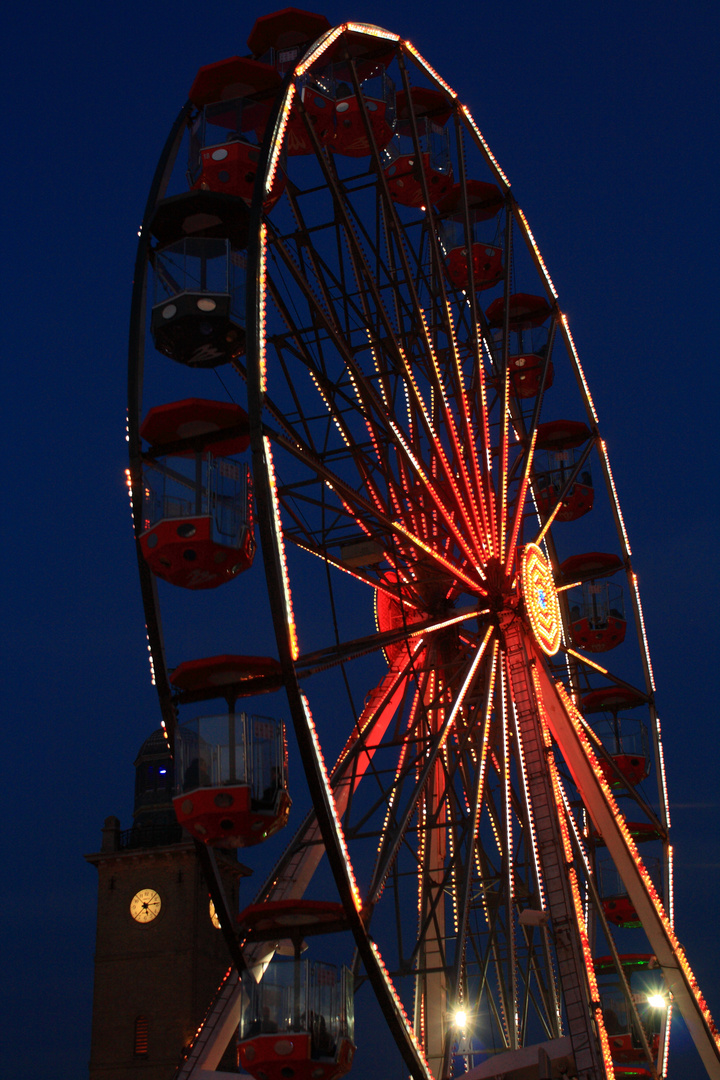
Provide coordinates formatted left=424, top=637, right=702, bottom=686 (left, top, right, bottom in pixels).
left=4, top=2, right=719, bottom=1078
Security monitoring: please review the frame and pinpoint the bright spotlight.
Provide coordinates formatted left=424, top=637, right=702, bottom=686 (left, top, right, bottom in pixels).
left=453, top=1009, right=467, bottom=1029
left=647, top=994, right=666, bottom=1009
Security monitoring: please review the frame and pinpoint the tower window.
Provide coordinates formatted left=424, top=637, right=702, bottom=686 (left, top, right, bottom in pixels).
left=134, top=1015, right=149, bottom=1057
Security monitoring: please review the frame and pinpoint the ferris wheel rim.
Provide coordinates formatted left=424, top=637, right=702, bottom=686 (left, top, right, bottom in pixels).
left=241, top=23, right=673, bottom=1079
left=121, top=18, right=705, bottom=1080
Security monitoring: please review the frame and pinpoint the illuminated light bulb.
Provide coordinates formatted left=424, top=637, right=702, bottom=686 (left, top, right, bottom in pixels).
left=453, top=1009, right=467, bottom=1029
left=648, top=994, right=666, bottom=1009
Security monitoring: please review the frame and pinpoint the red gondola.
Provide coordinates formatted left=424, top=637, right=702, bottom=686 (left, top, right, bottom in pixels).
left=595, top=955, right=664, bottom=1068
left=237, top=901, right=356, bottom=1080
left=171, top=656, right=290, bottom=846
left=486, top=292, right=552, bottom=331
left=439, top=179, right=504, bottom=291
left=599, top=856, right=660, bottom=928
left=247, top=9, right=332, bottom=61
left=187, top=57, right=286, bottom=209
left=534, top=419, right=594, bottom=522
left=139, top=400, right=255, bottom=589
left=582, top=686, right=650, bottom=789
left=486, top=293, right=554, bottom=398
left=384, top=88, right=453, bottom=207
left=560, top=553, right=627, bottom=652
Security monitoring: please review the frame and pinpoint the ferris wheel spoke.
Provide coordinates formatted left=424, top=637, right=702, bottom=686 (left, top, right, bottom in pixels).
left=318, top=83, right=492, bottom=559
left=361, top=631, right=494, bottom=902
left=297, top=605, right=483, bottom=677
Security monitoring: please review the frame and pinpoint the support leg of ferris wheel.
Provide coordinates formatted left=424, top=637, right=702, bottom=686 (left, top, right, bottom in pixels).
left=529, top=633, right=720, bottom=1080
left=415, top=656, right=449, bottom=1078
left=501, top=612, right=607, bottom=1080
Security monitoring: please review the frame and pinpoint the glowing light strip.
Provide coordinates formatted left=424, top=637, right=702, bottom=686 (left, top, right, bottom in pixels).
left=554, top=680, right=720, bottom=1049
left=373, top=700, right=417, bottom=901
left=368, top=937, right=433, bottom=1077
left=352, top=374, right=408, bottom=523
left=346, top=22, right=399, bottom=41
left=499, top=366, right=510, bottom=564
left=392, top=519, right=482, bottom=592
left=556, top=579, right=582, bottom=593
left=599, top=439, right=631, bottom=556
left=388, top=417, right=485, bottom=580
left=370, top=338, right=389, bottom=409
left=447, top=758, right=459, bottom=932
left=301, top=693, right=361, bottom=910
left=560, top=314, right=599, bottom=424
left=663, top=1001, right=673, bottom=1078
left=515, top=207, right=558, bottom=299
left=474, top=644, right=499, bottom=836
left=557, top=774, right=591, bottom=878
left=264, top=436, right=299, bottom=660
left=145, top=629, right=156, bottom=688
left=439, top=303, right=494, bottom=560
left=295, top=25, right=344, bottom=75
left=500, top=661, right=518, bottom=1038
left=441, top=626, right=495, bottom=751
left=460, top=105, right=511, bottom=188
left=564, top=647, right=609, bottom=676
left=257, top=222, right=269, bottom=394
left=668, top=842, right=674, bottom=926
left=394, top=336, right=487, bottom=571
left=476, top=335, right=498, bottom=557
left=505, top=429, right=538, bottom=574
left=292, top=536, right=390, bottom=591
left=631, top=571, right=656, bottom=691
left=534, top=495, right=563, bottom=546
left=534, top=683, right=616, bottom=1078
left=265, top=84, right=295, bottom=197
left=657, top=720, right=671, bottom=830
left=308, top=370, right=352, bottom=447
left=403, top=41, right=457, bottom=99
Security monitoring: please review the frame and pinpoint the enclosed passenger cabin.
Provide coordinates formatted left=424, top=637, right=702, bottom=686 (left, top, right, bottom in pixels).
left=486, top=293, right=554, bottom=398
left=559, top=552, right=627, bottom=652
left=139, top=400, right=254, bottom=589
left=247, top=8, right=335, bottom=155
left=305, top=63, right=395, bottom=157
left=237, top=900, right=356, bottom=1080
left=171, top=655, right=289, bottom=846
left=582, top=687, right=650, bottom=788
left=598, top=857, right=660, bottom=929
left=247, top=8, right=332, bottom=71
left=437, top=179, right=504, bottom=291
left=383, top=88, right=454, bottom=207
left=247, top=14, right=395, bottom=158
left=533, top=420, right=594, bottom=522
left=187, top=56, right=286, bottom=210
left=595, top=955, right=665, bottom=1068
left=149, top=192, right=248, bottom=367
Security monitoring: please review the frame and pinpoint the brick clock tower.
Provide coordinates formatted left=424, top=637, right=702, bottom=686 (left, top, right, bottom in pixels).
left=86, top=729, right=249, bottom=1078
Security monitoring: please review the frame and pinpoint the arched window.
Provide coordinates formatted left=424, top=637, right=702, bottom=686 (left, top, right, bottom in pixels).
left=134, top=1015, right=149, bottom=1056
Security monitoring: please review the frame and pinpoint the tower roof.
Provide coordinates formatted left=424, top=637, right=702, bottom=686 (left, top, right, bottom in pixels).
left=134, top=727, right=171, bottom=765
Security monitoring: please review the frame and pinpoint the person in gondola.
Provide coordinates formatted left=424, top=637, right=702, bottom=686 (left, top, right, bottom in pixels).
left=184, top=755, right=211, bottom=792
left=261, top=766, right=282, bottom=807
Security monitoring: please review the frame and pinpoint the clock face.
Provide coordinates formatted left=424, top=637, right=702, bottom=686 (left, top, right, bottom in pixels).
left=130, top=888, right=162, bottom=924
left=209, top=899, right=221, bottom=929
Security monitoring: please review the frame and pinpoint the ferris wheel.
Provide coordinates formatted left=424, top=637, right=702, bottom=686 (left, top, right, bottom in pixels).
left=127, top=12, right=720, bottom=1080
